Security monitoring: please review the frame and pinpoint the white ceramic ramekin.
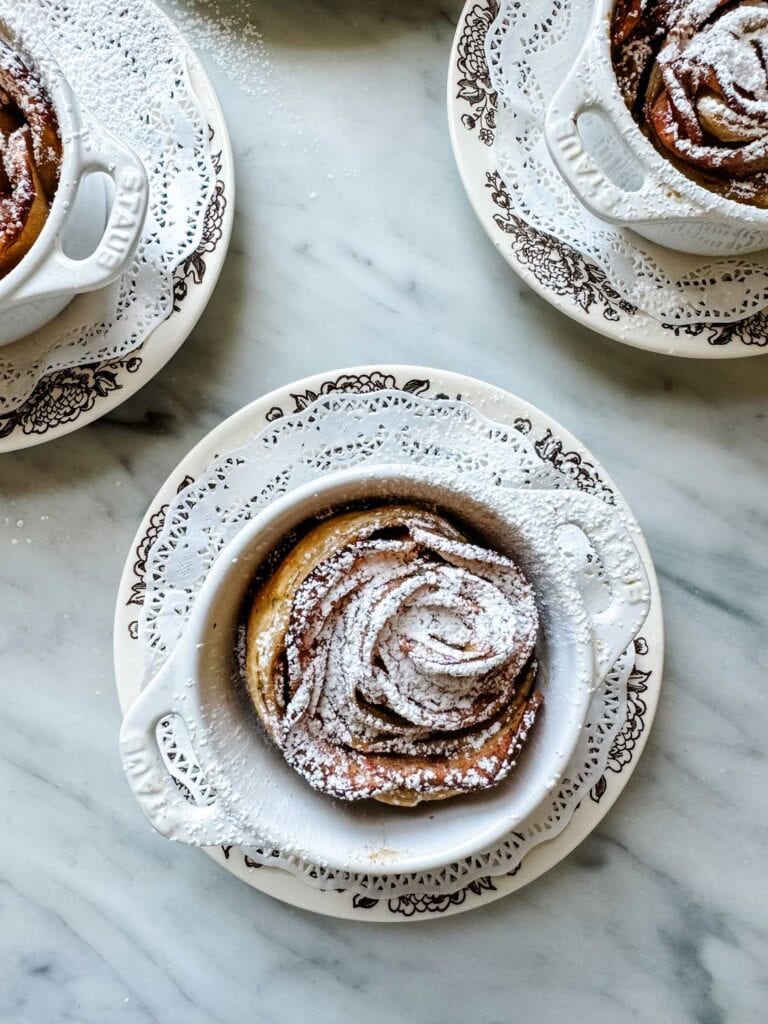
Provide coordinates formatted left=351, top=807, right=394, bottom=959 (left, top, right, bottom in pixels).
left=119, top=464, right=650, bottom=876
left=0, top=37, right=148, bottom=346
left=544, top=0, right=768, bottom=256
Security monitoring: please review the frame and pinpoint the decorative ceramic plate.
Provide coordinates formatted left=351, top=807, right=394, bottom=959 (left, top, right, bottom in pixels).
left=448, top=0, right=768, bottom=358
left=114, top=365, right=664, bottom=921
left=0, top=50, right=233, bottom=452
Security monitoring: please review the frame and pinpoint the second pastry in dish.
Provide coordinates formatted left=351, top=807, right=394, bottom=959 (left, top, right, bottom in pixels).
left=245, top=503, right=542, bottom=806
left=611, top=0, right=768, bottom=206
left=0, top=37, right=62, bottom=278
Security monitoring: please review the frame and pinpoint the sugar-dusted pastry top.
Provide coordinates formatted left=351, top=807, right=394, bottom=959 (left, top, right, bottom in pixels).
left=245, top=504, right=542, bottom=806
left=611, top=0, right=768, bottom=206
left=0, top=38, right=62, bottom=279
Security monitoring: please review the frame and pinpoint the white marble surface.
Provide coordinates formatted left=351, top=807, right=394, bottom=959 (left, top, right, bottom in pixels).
left=1, top=1, right=767, bottom=1021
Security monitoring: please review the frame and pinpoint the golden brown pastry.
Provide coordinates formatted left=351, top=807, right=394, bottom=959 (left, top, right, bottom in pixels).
left=245, top=504, right=542, bottom=806
left=611, top=0, right=768, bottom=206
left=0, top=38, right=62, bottom=279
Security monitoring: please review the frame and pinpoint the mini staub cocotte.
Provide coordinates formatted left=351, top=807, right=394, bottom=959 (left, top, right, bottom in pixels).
left=0, top=29, right=148, bottom=346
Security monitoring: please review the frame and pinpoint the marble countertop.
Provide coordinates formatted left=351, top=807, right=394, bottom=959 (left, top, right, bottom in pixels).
left=2, top=1, right=767, bottom=1021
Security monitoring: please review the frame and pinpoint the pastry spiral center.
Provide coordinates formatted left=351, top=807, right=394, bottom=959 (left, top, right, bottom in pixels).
left=245, top=505, right=543, bottom=803
left=612, top=0, right=768, bottom=204
left=0, top=38, right=61, bottom=277
left=283, top=521, right=537, bottom=752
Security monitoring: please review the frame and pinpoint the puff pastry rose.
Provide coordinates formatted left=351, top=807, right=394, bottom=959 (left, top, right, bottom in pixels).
left=245, top=504, right=542, bottom=806
left=0, top=38, right=62, bottom=278
left=612, top=0, right=768, bottom=205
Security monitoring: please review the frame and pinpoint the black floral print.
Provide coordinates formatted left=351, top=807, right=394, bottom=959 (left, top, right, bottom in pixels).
left=456, top=1, right=499, bottom=145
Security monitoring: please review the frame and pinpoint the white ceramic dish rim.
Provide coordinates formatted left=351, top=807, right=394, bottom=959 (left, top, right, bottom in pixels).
left=120, top=458, right=649, bottom=876
left=0, top=13, right=234, bottom=452
left=544, top=0, right=768, bottom=250
left=447, top=0, right=768, bottom=359
left=113, top=365, right=664, bottom=919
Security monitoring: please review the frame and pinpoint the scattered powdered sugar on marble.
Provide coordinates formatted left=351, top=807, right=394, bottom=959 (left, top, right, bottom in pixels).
left=0, top=0, right=216, bottom=412
left=162, top=0, right=279, bottom=102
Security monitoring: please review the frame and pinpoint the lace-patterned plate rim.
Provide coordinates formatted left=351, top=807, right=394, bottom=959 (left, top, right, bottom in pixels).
left=447, top=0, right=768, bottom=359
left=0, top=40, right=234, bottom=454
left=113, top=365, right=664, bottom=922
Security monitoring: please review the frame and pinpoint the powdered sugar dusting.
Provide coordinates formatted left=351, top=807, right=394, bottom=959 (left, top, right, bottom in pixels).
left=490, top=0, right=768, bottom=322
left=163, top=0, right=278, bottom=102
left=0, top=36, right=61, bottom=274
left=247, top=505, right=541, bottom=804
left=612, top=0, right=768, bottom=204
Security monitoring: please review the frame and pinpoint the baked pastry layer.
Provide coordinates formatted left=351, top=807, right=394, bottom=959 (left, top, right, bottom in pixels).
left=245, top=504, right=542, bottom=806
left=612, top=0, right=768, bottom=206
left=0, top=38, right=61, bottom=279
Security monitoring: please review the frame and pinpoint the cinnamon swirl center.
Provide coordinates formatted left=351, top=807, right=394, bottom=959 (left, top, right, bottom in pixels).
left=0, top=38, right=62, bottom=279
left=245, top=504, right=542, bottom=805
left=611, top=0, right=768, bottom=205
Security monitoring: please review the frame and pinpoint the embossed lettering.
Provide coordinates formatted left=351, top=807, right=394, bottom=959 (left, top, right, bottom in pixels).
left=555, top=125, right=614, bottom=203
left=95, top=167, right=145, bottom=269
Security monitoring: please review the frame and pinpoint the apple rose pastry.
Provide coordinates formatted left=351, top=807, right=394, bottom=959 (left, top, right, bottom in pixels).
left=612, top=0, right=768, bottom=205
left=0, top=38, right=62, bottom=279
left=245, top=504, right=542, bottom=806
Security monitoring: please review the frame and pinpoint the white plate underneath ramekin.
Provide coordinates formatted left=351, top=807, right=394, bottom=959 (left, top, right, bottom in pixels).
left=114, top=365, right=664, bottom=921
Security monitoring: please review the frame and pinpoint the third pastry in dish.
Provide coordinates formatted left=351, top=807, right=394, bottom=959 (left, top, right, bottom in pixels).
left=0, top=37, right=62, bottom=279
left=611, top=0, right=768, bottom=206
left=245, top=504, right=542, bottom=806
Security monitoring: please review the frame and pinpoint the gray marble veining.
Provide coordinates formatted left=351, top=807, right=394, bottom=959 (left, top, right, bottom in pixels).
left=1, top=1, right=767, bottom=1022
